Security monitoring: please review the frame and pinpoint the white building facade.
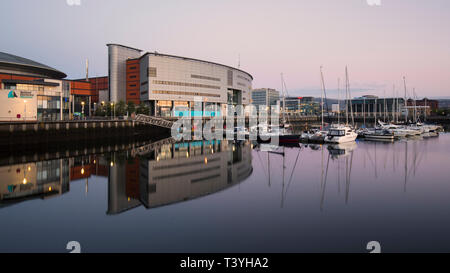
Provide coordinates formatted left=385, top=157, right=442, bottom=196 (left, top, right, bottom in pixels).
left=108, top=44, right=253, bottom=117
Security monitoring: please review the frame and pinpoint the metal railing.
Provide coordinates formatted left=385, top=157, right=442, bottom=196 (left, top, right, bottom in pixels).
left=133, top=114, right=174, bottom=129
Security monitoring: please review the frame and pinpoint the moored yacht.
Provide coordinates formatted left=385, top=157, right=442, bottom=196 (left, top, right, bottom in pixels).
left=324, top=125, right=358, bottom=143
left=363, top=128, right=396, bottom=140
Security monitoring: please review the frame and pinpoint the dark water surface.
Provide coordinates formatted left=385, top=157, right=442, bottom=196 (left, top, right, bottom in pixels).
left=1, top=134, right=450, bottom=253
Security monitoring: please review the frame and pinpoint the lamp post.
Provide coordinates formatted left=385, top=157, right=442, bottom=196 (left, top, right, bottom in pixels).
left=111, top=102, right=115, bottom=120
left=101, top=101, right=105, bottom=117
left=81, top=101, right=85, bottom=120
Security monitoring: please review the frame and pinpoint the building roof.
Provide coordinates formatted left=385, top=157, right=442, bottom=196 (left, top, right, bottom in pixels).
left=0, top=52, right=67, bottom=79
left=106, top=44, right=143, bottom=52
left=2, top=79, right=60, bottom=87
left=140, top=51, right=254, bottom=80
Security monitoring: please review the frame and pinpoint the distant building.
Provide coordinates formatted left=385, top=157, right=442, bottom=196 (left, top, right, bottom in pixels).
left=280, top=96, right=320, bottom=115
left=0, top=51, right=110, bottom=122
left=406, top=98, right=439, bottom=116
left=251, top=88, right=279, bottom=109
left=438, top=99, right=450, bottom=109
left=348, top=95, right=406, bottom=119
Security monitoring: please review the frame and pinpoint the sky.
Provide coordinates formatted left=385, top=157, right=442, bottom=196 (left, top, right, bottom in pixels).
left=2, top=0, right=450, bottom=98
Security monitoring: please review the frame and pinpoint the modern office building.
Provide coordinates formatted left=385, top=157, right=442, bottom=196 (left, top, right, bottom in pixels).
left=406, top=98, right=439, bottom=117
left=280, top=96, right=320, bottom=115
left=251, top=88, right=280, bottom=109
left=348, top=95, right=406, bottom=118
left=0, top=51, right=109, bottom=122
left=0, top=52, right=70, bottom=121
left=107, top=44, right=253, bottom=117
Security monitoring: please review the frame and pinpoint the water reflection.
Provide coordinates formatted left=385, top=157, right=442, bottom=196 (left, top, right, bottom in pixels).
left=0, top=139, right=253, bottom=214
left=1, top=134, right=450, bottom=252
left=0, top=159, right=70, bottom=207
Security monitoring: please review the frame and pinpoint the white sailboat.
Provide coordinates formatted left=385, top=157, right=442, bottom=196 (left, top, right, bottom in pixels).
left=324, top=66, right=357, bottom=144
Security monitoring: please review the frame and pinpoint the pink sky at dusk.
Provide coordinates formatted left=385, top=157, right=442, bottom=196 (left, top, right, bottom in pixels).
left=2, top=0, right=450, bottom=98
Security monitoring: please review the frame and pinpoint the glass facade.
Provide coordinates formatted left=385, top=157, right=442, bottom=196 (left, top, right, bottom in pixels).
left=4, top=82, right=69, bottom=121
left=280, top=97, right=320, bottom=115
left=251, top=88, right=280, bottom=108
left=349, top=97, right=405, bottom=117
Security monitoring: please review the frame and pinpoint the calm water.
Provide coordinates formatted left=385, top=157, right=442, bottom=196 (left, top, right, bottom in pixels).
left=1, top=134, right=450, bottom=253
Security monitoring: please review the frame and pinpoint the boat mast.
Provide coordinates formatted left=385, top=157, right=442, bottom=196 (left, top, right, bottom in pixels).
left=345, top=68, right=349, bottom=126
left=363, top=96, right=366, bottom=128
left=384, top=90, right=387, bottom=123
left=392, top=84, right=395, bottom=123
left=374, top=97, right=377, bottom=128
left=403, top=76, right=408, bottom=123
left=413, top=88, right=417, bottom=123
left=320, top=66, right=325, bottom=129
left=280, top=73, right=287, bottom=126
left=424, top=98, right=427, bottom=122
left=345, top=66, right=355, bottom=127
left=337, top=78, right=341, bottom=125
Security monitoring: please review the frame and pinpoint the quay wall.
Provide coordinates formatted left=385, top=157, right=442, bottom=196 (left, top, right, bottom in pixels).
left=0, top=120, right=170, bottom=151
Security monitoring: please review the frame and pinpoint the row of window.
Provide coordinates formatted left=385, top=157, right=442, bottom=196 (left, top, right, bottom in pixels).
left=152, top=80, right=221, bottom=90
left=237, top=75, right=251, bottom=82
left=191, top=74, right=221, bottom=82
left=152, top=90, right=221, bottom=98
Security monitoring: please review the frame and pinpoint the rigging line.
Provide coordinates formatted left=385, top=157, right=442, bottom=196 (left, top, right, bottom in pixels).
left=363, top=144, right=376, bottom=168
left=256, top=150, right=269, bottom=180
left=346, top=151, right=354, bottom=204
left=320, top=152, right=331, bottom=211
left=283, top=147, right=302, bottom=197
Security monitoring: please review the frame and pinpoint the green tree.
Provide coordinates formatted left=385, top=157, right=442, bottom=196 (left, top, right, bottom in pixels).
left=106, top=103, right=113, bottom=117
left=94, top=105, right=106, bottom=117
left=136, top=104, right=150, bottom=115
left=116, top=100, right=127, bottom=116
left=127, top=101, right=136, bottom=114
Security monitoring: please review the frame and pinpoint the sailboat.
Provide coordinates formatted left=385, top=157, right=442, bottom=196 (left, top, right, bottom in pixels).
left=260, top=74, right=301, bottom=144
left=324, top=66, right=358, bottom=144
left=305, top=67, right=330, bottom=143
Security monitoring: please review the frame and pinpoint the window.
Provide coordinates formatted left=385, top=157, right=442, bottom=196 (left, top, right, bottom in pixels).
left=129, top=66, right=137, bottom=70
left=152, top=80, right=220, bottom=90
left=130, top=75, right=137, bottom=79
left=227, top=70, right=233, bottom=86
left=148, top=67, right=157, bottom=77
left=152, top=90, right=220, bottom=98
left=141, top=81, right=148, bottom=86
left=237, top=75, right=251, bottom=82
left=191, top=74, right=221, bottom=82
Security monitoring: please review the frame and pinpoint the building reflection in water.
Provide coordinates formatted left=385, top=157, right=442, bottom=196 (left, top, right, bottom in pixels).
left=0, top=139, right=253, bottom=215
left=108, top=140, right=253, bottom=214
left=0, top=159, right=70, bottom=207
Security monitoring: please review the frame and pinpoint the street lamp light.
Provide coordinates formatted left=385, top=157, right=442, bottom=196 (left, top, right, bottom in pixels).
left=111, top=102, right=115, bottom=120
left=81, top=101, right=85, bottom=120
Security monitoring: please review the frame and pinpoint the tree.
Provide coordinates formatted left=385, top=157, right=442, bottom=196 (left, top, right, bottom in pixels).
left=127, top=101, right=136, bottom=114
left=94, top=105, right=106, bottom=117
left=136, top=104, right=150, bottom=115
left=116, top=100, right=127, bottom=116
